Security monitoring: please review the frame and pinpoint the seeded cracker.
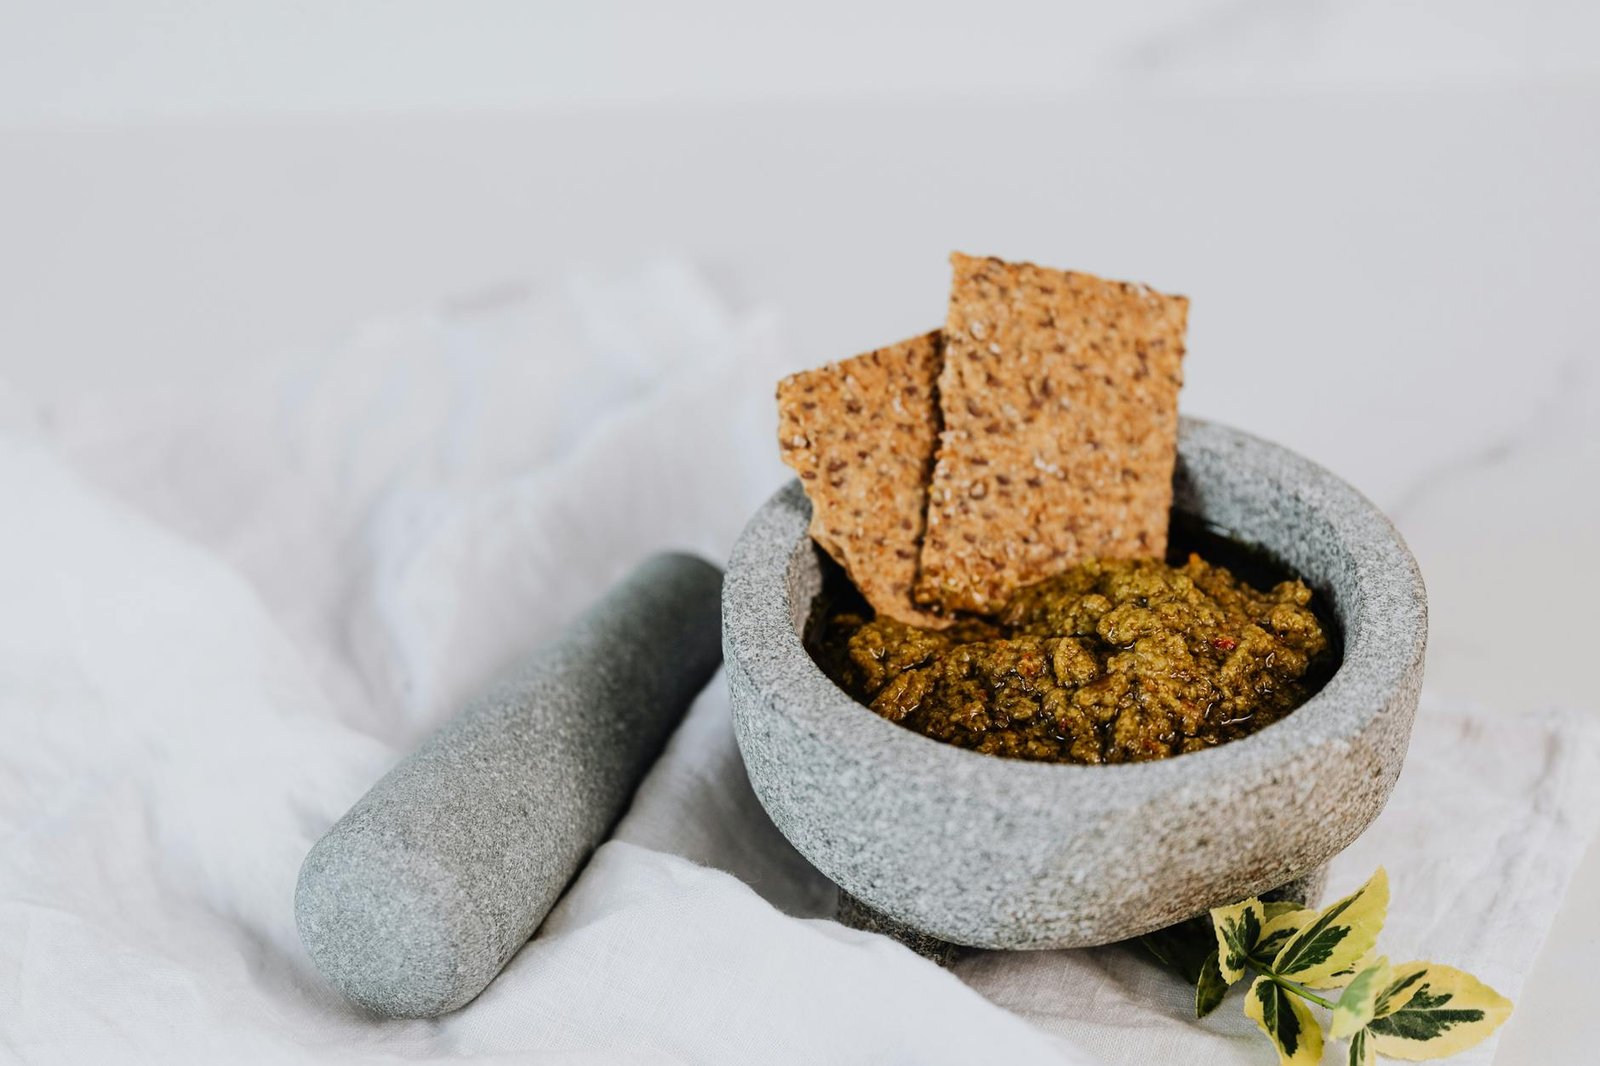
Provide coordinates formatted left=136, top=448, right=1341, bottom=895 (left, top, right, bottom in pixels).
left=915, top=254, right=1188, bottom=615
left=778, top=332, right=950, bottom=628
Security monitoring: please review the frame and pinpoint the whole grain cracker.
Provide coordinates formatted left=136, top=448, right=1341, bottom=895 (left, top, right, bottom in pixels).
left=777, top=331, right=950, bottom=628
left=915, top=253, right=1188, bottom=615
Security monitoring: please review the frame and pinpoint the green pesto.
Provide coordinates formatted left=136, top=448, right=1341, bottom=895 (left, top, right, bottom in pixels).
left=808, top=553, right=1332, bottom=765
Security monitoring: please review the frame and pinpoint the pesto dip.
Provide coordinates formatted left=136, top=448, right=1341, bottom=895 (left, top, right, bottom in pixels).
left=808, top=538, right=1333, bottom=765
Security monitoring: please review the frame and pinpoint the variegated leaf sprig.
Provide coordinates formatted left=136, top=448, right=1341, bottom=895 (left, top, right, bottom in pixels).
left=1140, top=869, right=1513, bottom=1065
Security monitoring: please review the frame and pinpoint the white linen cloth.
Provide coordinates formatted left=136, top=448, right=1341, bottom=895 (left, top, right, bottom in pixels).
left=1, top=262, right=1595, bottom=1065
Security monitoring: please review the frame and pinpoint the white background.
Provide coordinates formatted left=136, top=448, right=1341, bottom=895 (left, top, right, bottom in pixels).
left=6, top=1, right=1598, bottom=126
left=3, top=3, right=1597, bottom=1062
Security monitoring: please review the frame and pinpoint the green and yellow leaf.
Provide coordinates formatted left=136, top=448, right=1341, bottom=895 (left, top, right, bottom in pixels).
left=1365, top=962, right=1512, bottom=1060
left=1330, top=957, right=1390, bottom=1038
left=1347, top=1027, right=1375, bottom=1066
left=1210, top=898, right=1265, bottom=984
left=1255, top=906, right=1316, bottom=966
left=1271, top=867, right=1389, bottom=988
left=1371, top=962, right=1429, bottom=1019
left=1195, top=950, right=1229, bottom=1018
left=1244, top=976, right=1324, bottom=1066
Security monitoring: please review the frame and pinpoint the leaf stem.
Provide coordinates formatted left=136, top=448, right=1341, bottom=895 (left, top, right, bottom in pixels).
left=1258, top=969, right=1336, bottom=1010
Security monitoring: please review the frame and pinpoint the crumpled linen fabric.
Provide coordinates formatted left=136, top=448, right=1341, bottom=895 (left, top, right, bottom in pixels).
left=1, top=262, right=1595, bottom=1065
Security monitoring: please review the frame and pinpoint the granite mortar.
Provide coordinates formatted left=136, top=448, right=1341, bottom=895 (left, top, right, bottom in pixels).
left=724, top=418, right=1426, bottom=950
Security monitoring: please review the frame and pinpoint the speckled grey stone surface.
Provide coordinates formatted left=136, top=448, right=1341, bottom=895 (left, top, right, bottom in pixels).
left=724, top=418, right=1426, bottom=950
left=296, top=552, right=722, bottom=1017
left=838, top=864, right=1332, bottom=964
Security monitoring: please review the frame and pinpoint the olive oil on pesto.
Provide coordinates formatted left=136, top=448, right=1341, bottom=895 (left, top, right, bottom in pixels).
left=806, top=515, right=1338, bottom=765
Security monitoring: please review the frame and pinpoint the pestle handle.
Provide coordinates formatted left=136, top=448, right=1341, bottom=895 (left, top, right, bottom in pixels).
left=295, top=552, right=723, bottom=1017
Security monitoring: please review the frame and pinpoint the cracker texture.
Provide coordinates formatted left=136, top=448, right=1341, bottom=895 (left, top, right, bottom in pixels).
left=916, top=253, right=1188, bottom=615
left=777, top=332, right=948, bottom=627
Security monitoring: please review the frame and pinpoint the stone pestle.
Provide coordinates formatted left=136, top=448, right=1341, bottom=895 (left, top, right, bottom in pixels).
left=295, top=552, right=723, bottom=1017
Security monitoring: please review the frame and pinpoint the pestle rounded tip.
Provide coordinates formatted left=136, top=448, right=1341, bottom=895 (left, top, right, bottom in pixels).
left=296, top=830, right=493, bottom=1018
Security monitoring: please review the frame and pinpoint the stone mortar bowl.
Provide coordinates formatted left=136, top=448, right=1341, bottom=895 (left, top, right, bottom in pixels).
left=723, top=417, right=1427, bottom=949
